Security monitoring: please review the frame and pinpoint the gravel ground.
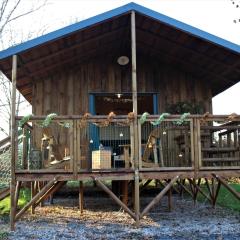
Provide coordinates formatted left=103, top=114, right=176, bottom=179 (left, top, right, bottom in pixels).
left=1, top=195, right=240, bottom=240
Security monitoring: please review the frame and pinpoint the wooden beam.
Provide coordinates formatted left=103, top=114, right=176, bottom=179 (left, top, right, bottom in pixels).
left=79, top=181, right=84, bottom=214
left=137, top=41, right=230, bottom=86
left=23, top=27, right=129, bottom=70
left=131, top=10, right=140, bottom=226
left=35, top=181, right=66, bottom=206
left=0, top=187, right=10, bottom=201
left=193, top=181, right=212, bottom=202
left=212, top=174, right=240, bottom=201
left=14, top=181, right=22, bottom=213
left=15, top=179, right=57, bottom=221
left=95, top=179, right=136, bottom=220
left=136, top=28, right=240, bottom=76
left=176, top=180, right=193, bottom=197
left=31, top=181, right=37, bottom=214
left=140, top=176, right=179, bottom=218
left=10, top=54, right=17, bottom=231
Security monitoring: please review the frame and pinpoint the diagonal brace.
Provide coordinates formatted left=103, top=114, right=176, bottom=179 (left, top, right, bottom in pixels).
left=15, top=178, right=58, bottom=221
left=95, top=178, right=136, bottom=221
left=212, top=174, right=240, bottom=201
left=140, top=175, right=179, bottom=218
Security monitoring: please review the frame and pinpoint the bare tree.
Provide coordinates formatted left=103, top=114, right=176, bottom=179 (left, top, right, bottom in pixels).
left=0, top=0, right=48, bottom=138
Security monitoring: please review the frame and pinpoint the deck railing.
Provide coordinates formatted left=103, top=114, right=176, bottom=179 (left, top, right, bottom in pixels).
left=14, top=114, right=240, bottom=174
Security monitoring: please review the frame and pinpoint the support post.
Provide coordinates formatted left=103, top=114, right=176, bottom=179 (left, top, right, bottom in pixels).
left=31, top=181, right=37, bottom=214
left=10, top=54, right=17, bottom=231
left=122, top=180, right=128, bottom=206
left=131, top=10, right=140, bottom=226
left=14, top=181, right=21, bottom=211
left=79, top=181, right=84, bottom=214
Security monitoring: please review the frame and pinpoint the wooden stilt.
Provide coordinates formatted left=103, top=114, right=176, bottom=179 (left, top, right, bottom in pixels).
left=167, top=187, right=172, bottom=211
left=31, top=181, right=37, bottom=214
left=35, top=181, right=66, bottom=207
left=131, top=9, right=140, bottom=227
left=122, top=180, right=128, bottom=206
left=15, top=179, right=57, bottom=221
left=205, top=178, right=213, bottom=204
left=79, top=181, right=84, bottom=214
left=10, top=54, right=17, bottom=231
left=140, top=179, right=152, bottom=194
left=177, top=179, right=193, bottom=197
left=140, top=176, right=179, bottom=218
left=212, top=174, right=240, bottom=201
left=134, top=170, right=140, bottom=226
left=95, top=179, right=136, bottom=220
left=38, top=182, right=44, bottom=207
left=212, top=180, right=221, bottom=208
left=14, top=181, right=22, bottom=214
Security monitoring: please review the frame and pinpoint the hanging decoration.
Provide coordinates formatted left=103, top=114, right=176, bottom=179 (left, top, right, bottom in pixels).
left=140, top=112, right=150, bottom=125
left=151, top=113, right=170, bottom=126
left=18, top=114, right=34, bottom=128
left=175, top=113, right=190, bottom=125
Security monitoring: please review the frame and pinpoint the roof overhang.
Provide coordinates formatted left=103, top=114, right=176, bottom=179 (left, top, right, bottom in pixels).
left=0, top=2, right=239, bottom=103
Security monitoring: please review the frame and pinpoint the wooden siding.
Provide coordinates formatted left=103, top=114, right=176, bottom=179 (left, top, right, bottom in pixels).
left=32, top=54, right=212, bottom=116
left=31, top=54, right=212, bottom=167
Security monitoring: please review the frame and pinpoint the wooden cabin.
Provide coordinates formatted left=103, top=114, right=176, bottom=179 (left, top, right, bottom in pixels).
left=0, top=3, right=239, bottom=229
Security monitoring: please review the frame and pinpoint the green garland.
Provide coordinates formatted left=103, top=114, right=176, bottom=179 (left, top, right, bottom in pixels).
left=140, top=112, right=190, bottom=126
left=58, top=121, right=72, bottom=128
left=140, top=112, right=150, bottom=124
left=151, top=113, right=170, bottom=126
left=41, top=113, right=58, bottom=128
left=19, top=113, right=69, bottom=129
left=175, top=112, right=190, bottom=125
left=18, top=114, right=34, bottom=128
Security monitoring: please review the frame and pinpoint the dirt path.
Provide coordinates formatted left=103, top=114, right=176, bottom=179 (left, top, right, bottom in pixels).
left=2, top=196, right=240, bottom=240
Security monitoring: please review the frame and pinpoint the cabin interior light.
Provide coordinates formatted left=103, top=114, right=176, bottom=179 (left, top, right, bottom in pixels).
left=119, top=132, right=123, bottom=137
left=117, top=56, right=129, bottom=65
left=163, top=131, right=167, bottom=135
left=90, top=139, right=93, bottom=144
left=116, top=93, right=122, bottom=98
left=178, top=153, right=183, bottom=158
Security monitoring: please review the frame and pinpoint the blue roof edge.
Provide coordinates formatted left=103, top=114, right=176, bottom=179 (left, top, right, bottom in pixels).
left=0, top=2, right=239, bottom=60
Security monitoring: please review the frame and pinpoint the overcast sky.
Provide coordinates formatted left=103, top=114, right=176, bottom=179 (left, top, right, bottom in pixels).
left=0, top=0, right=239, bottom=138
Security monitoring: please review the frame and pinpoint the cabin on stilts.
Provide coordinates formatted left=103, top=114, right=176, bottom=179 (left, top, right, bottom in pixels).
left=0, top=2, right=239, bottom=230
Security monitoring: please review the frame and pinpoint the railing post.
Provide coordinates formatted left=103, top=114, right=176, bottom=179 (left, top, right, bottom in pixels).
left=193, top=117, right=201, bottom=177
left=10, top=54, right=17, bottom=230
left=131, top=10, right=140, bottom=226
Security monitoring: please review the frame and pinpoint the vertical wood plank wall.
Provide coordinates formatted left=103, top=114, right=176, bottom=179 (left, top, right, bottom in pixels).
left=32, top=55, right=212, bottom=116
left=32, top=55, right=212, bottom=163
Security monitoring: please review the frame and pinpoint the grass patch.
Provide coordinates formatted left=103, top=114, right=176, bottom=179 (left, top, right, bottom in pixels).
left=197, top=183, right=240, bottom=211
left=0, top=188, right=31, bottom=215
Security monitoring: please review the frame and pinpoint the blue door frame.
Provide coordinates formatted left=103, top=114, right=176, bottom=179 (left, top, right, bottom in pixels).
left=89, top=93, right=159, bottom=147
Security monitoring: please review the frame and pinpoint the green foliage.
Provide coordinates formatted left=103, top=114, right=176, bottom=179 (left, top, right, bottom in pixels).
left=197, top=183, right=240, bottom=211
left=166, top=101, right=205, bottom=114
left=0, top=188, right=31, bottom=215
